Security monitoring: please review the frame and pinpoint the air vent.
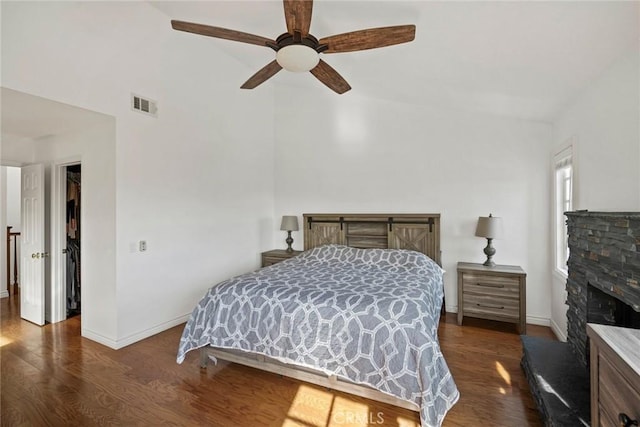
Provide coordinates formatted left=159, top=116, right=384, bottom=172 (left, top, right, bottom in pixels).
left=131, top=94, right=157, bottom=117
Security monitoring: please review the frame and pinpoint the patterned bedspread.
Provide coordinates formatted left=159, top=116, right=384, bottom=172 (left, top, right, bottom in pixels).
left=177, top=245, right=459, bottom=426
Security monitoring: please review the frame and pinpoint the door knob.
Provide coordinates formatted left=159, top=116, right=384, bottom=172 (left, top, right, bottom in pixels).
left=32, top=253, right=40, bottom=259
left=41, top=252, right=49, bottom=258
left=62, top=248, right=67, bottom=254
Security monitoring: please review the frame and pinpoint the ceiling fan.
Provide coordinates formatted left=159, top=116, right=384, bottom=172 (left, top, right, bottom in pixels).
left=171, top=0, right=416, bottom=94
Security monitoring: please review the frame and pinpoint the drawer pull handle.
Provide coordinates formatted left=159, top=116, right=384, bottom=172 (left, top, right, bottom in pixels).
left=476, top=282, right=504, bottom=288
left=619, top=413, right=639, bottom=427
left=477, top=303, right=504, bottom=310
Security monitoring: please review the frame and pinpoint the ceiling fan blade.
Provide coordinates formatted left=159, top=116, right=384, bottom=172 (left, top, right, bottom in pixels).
left=283, top=0, right=313, bottom=36
left=241, top=60, right=283, bottom=89
left=310, top=60, right=351, bottom=94
left=319, top=25, right=416, bottom=53
left=171, top=20, right=275, bottom=47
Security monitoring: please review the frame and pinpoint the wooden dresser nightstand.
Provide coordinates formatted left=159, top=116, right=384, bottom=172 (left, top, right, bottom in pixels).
left=261, top=249, right=303, bottom=267
left=588, top=324, right=640, bottom=427
left=457, top=262, right=527, bottom=334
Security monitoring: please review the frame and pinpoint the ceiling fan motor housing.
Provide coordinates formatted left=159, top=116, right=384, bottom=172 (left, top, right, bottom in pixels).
left=271, top=32, right=327, bottom=53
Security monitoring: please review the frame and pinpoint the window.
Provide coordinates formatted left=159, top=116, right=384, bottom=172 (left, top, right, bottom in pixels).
left=554, top=145, right=573, bottom=275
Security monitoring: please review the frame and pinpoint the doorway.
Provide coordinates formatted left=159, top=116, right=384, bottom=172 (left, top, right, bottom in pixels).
left=65, top=164, right=81, bottom=317
left=12, top=161, right=84, bottom=324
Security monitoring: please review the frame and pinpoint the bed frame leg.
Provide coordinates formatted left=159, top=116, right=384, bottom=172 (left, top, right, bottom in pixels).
left=200, top=348, right=208, bottom=369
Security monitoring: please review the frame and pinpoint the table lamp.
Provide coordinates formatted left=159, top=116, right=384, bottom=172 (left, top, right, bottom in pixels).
left=475, top=214, right=503, bottom=267
left=280, top=215, right=299, bottom=253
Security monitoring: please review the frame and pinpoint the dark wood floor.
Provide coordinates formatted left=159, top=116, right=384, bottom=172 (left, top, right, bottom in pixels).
left=1, top=295, right=555, bottom=426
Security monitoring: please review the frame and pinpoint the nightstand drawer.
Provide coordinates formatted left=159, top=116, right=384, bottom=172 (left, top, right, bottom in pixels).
left=463, top=293, right=519, bottom=319
left=262, top=256, right=285, bottom=267
left=462, top=273, right=520, bottom=298
left=261, top=249, right=303, bottom=267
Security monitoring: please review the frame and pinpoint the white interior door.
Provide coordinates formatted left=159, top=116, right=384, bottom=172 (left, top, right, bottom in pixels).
left=21, top=164, right=46, bottom=325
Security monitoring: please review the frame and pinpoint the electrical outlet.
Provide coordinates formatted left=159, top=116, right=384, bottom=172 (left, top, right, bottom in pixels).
left=139, top=240, right=147, bottom=252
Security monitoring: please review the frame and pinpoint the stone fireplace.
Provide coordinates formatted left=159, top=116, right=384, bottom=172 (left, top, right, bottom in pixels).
left=588, top=283, right=640, bottom=329
left=565, top=211, right=640, bottom=366
left=521, top=211, right=640, bottom=426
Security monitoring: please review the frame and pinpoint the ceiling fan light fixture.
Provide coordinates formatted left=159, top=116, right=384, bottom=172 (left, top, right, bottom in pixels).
left=171, top=3, right=416, bottom=93
left=276, top=45, right=319, bottom=72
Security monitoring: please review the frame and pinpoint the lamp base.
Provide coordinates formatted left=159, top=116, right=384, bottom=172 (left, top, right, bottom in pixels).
left=285, top=231, right=294, bottom=253
left=482, top=238, right=496, bottom=267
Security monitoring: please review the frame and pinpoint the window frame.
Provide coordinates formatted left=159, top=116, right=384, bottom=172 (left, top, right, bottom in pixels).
left=553, top=143, right=574, bottom=277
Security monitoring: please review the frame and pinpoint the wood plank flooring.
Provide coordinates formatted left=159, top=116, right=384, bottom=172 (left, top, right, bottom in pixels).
left=1, top=295, right=555, bottom=426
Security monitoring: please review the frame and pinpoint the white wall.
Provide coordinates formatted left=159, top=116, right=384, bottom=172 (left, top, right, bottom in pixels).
left=550, top=48, right=640, bottom=340
left=6, top=167, right=21, bottom=228
left=1, top=136, right=36, bottom=166
left=2, top=2, right=276, bottom=348
left=34, top=120, right=117, bottom=339
left=555, top=50, right=640, bottom=211
left=273, top=87, right=553, bottom=324
left=6, top=167, right=21, bottom=287
left=0, top=166, right=20, bottom=297
left=0, top=168, right=6, bottom=297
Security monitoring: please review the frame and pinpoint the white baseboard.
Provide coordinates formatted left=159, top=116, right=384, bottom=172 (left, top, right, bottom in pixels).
left=82, top=328, right=119, bottom=349
left=83, top=314, right=190, bottom=350
left=0, top=290, right=9, bottom=299
left=526, top=315, right=550, bottom=327
left=447, top=306, right=552, bottom=329
left=550, top=318, right=567, bottom=342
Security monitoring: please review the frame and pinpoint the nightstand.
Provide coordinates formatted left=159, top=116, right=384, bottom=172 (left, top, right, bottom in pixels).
left=457, top=262, right=527, bottom=334
left=261, top=249, right=303, bottom=267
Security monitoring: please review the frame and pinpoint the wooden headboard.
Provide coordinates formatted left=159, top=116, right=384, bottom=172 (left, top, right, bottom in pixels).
left=302, top=213, right=441, bottom=266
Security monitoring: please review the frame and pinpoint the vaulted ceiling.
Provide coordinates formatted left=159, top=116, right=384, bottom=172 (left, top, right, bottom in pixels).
left=150, top=0, right=639, bottom=121
left=2, top=1, right=638, bottom=146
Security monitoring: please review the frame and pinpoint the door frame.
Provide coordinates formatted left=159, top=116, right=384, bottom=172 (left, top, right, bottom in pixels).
left=50, top=157, right=81, bottom=324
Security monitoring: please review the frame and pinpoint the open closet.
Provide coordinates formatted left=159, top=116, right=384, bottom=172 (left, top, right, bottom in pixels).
left=66, top=164, right=81, bottom=317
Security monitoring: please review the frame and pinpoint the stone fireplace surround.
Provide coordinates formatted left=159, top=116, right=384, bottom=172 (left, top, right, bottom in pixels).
left=521, top=211, right=640, bottom=426
left=565, top=211, right=640, bottom=365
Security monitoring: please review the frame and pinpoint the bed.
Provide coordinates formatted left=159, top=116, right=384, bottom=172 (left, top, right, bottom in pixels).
left=177, top=213, right=459, bottom=427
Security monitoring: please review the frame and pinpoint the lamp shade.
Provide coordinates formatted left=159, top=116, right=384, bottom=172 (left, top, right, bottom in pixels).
left=475, top=215, right=503, bottom=239
left=280, top=215, right=299, bottom=231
